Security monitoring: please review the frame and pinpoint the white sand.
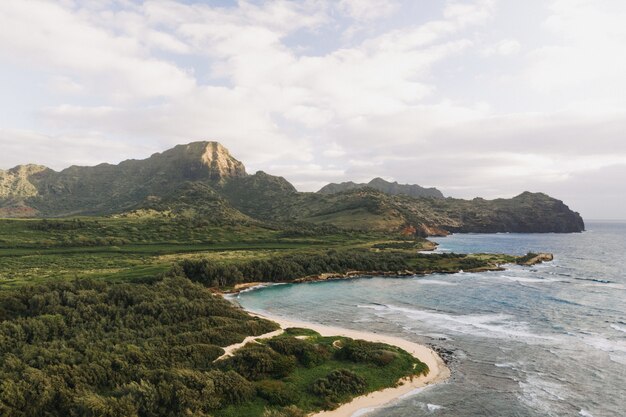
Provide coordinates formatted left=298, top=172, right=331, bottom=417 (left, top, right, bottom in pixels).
left=247, top=310, right=451, bottom=417
left=214, top=328, right=284, bottom=361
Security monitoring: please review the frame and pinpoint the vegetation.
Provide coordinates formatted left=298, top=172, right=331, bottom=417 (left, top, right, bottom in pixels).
left=516, top=252, right=539, bottom=264
left=1, top=141, right=584, bottom=233
left=0, top=276, right=426, bottom=417
left=179, top=250, right=517, bottom=288
left=0, top=276, right=278, bottom=417
left=0, top=217, right=400, bottom=286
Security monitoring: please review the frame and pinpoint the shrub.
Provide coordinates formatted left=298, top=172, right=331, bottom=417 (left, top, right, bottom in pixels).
left=310, top=369, right=366, bottom=406
left=335, top=339, right=398, bottom=366
left=267, top=337, right=330, bottom=367
left=256, top=380, right=300, bottom=406
left=221, top=344, right=296, bottom=380
left=261, top=405, right=307, bottom=417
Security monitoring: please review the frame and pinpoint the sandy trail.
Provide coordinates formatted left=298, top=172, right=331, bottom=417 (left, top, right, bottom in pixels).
left=214, top=328, right=284, bottom=361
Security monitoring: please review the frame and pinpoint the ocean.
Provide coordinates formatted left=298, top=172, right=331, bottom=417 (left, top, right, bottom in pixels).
left=235, top=221, right=626, bottom=417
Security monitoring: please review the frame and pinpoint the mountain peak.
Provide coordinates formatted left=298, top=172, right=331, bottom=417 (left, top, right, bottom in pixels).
left=156, top=141, right=247, bottom=181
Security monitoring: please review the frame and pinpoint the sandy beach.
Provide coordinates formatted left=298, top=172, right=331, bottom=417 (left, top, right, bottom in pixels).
left=245, top=309, right=451, bottom=417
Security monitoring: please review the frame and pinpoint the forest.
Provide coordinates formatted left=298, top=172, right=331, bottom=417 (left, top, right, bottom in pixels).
left=0, top=273, right=427, bottom=417
left=179, top=249, right=507, bottom=288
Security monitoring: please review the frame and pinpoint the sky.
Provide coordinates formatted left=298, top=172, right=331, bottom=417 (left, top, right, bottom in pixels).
left=1, top=0, right=625, bottom=219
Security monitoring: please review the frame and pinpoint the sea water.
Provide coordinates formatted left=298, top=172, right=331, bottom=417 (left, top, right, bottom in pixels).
left=236, top=221, right=626, bottom=417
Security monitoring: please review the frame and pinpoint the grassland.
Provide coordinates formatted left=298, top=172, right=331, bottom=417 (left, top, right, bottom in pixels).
left=0, top=217, right=524, bottom=289
left=0, top=217, right=392, bottom=286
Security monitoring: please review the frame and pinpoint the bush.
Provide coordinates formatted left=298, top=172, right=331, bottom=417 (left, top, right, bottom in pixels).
left=310, top=369, right=367, bottom=407
left=335, top=339, right=398, bottom=366
left=256, top=380, right=300, bottom=406
left=221, top=344, right=296, bottom=380
left=210, top=370, right=255, bottom=406
left=262, top=405, right=307, bottom=417
left=268, top=336, right=330, bottom=368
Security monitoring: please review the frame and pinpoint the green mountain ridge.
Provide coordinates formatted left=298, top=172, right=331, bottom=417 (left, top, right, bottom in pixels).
left=0, top=141, right=585, bottom=234
left=318, top=177, right=444, bottom=199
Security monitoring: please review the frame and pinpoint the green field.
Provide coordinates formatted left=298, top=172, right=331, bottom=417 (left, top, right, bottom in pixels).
left=0, top=217, right=520, bottom=289
left=0, top=217, right=403, bottom=286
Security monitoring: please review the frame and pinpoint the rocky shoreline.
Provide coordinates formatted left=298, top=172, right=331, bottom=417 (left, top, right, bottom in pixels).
left=223, top=252, right=554, bottom=294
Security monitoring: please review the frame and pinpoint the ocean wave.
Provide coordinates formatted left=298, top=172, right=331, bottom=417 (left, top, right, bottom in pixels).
left=497, top=274, right=564, bottom=284
left=427, top=403, right=443, bottom=412
left=580, top=334, right=626, bottom=364
left=580, top=282, right=626, bottom=290
left=494, top=362, right=522, bottom=369
left=518, top=375, right=569, bottom=416
left=610, top=324, right=626, bottom=334
left=416, top=279, right=457, bottom=286
left=574, top=277, right=613, bottom=284
left=579, top=409, right=594, bottom=417
left=359, top=304, right=556, bottom=342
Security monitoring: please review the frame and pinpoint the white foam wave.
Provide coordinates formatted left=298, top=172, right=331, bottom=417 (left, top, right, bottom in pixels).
left=398, top=386, right=426, bottom=399
left=579, top=409, right=594, bottom=417
left=497, top=274, right=564, bottom=284
left=351, top=407, right=376, bottom=417
left=610, top=324, right=626, bottom=333
left=518, top=375, right=568, bottom=415
left=360, top=304, right=555, bottom=342
left=427, top=403, right=443, bottom=412
left=581, top=334, right=626, bottom=365
left=416, top=279, right=457, bottom=286
left=581, top=283, right=626, bottom=290
left=494, top=362, right=520, bottom=369
left=582, top=335, right=626, bottom=354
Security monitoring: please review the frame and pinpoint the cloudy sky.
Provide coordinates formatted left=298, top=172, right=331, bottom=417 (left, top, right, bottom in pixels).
left=1, top=0, right=625, bottom=219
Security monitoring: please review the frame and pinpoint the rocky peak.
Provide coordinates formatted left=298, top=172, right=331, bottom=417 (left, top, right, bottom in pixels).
left=0, top=164, right=53, bottom=198
left=199, top=142, right=246, bottom=178
left=152, top=141, right=247, bottom=182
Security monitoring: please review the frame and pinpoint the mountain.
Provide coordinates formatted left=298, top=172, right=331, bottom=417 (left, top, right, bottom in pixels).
left=0, top=141, right=585, bottom=234
left=0, top=141, right=249, bottom=220
left=318, top=177, right=444, bottom=199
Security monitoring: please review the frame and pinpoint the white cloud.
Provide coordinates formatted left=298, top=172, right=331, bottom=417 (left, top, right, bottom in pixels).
left=1, top=0, right=625, bottom=218
left=525, top=0, right=626, bottom=107
left=482, top=39, right=521, bottom=56
left=0, top=1, right=195, bottom=100
left=337, top=0, right=400, bottom=21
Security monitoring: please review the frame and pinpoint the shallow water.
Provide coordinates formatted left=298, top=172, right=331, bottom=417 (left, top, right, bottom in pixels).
left=237, top=221, right=626, bottom=417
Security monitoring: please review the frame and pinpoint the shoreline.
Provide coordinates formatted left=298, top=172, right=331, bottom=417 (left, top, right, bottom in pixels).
left=243, top=309, right=451, bottom=417
left=223, top=252, right=554, bottom=295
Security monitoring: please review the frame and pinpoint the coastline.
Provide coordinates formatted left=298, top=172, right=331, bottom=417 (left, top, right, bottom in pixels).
left=243, top=308, right=451, bottom=417
left=223, top=251, right=554, bottom=294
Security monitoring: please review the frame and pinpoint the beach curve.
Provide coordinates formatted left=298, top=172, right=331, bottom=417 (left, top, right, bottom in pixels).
left=244, top=309, right=451, bottom=417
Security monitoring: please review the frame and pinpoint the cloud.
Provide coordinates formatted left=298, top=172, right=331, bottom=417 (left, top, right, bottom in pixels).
left=525, top=0, right=626, bottom=107
left=0, top=128, right=145, bottom=170
left=1, top=0, right=625, bottom=219
left=482, top=39, right=521, bottom=56
left=0, top=1, right=195, bottom=100
left=337, top=0, right=400, bottom=21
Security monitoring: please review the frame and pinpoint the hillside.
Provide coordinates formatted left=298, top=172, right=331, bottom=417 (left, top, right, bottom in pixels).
left=318, top=177, right=444, bottom=199
left=0, top=141, right=585, bottom=234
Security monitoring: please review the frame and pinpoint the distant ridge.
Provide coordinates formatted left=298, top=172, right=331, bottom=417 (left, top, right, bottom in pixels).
left=318, top=177, right=444, bottom=199
left=0, top=140, right=585, bottom=234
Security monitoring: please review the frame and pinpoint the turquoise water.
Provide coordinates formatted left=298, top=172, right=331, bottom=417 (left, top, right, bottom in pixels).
left=236, top=222, right=626, bottom=417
